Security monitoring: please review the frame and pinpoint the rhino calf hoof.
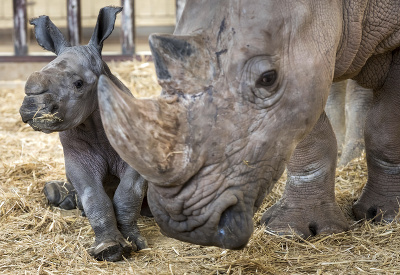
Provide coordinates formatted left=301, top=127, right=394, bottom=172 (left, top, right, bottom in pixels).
left=122, top=230, right=148, bottom=251
left=119, top=223, right=149, bottom=251
left=89, top=237, right=132, bottom=262
left=43, top=181, right=81, bottom=210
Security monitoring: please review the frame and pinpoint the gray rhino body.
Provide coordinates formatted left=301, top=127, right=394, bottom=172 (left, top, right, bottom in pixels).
left=19, top=7, right=147, bottom=261
left=98, top=0, right=400, bottom=250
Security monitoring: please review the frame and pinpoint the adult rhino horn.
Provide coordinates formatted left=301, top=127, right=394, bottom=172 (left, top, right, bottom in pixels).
left=97, top=75, right=204, bottom=185
left=149, top=34, right=215, bottom=91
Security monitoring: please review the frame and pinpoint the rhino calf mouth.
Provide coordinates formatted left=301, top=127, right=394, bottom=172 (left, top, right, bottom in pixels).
left=20, top=95, right=62, bottom=133
left=33, top=112, right=63, bottom=123
left=26, top=112, right=63, bottom=133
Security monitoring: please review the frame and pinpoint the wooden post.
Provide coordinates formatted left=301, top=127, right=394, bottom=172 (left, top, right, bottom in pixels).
left=121, top=0, right=135, bottom=55
left=67, top=0, right=81, bottom=46
left=13, top=0, right=28, bottom=56
left=176, top=0, right=186, bottom=23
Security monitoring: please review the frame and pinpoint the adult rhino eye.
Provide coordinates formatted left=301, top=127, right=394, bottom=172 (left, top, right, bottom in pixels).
left=74, top=80, right=84, bottom=89
left=256, top=70, right=277, bottom=87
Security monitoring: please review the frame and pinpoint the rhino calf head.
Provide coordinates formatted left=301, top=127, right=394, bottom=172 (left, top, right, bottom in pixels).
left=20, top=7, right=124, bottom=133
left=98, top=0, right=343, bottom=249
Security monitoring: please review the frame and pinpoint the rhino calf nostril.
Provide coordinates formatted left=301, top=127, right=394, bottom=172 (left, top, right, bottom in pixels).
left=51, top=105, right=59, bottom=112
left=26, top=89, right=48, bottom=96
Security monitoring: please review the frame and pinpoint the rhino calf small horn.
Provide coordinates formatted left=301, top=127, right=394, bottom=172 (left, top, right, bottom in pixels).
left=19, top=6, right=148, bottom=262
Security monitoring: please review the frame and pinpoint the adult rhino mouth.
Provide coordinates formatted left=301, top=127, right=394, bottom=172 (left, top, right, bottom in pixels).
left=147, top=181, right=255, bottom=249
left=144, top=158, right=284, bottom=249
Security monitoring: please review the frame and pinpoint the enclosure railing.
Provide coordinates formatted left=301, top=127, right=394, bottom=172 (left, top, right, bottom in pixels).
left=1, top=0, right=186, bottom=62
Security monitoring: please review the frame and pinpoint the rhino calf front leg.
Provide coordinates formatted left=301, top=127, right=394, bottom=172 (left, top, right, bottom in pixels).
left=77, top=183, right=132, bottom=261
left=261, top=112, right=349, bottom=237
left=113, top=167, right=148, bottom=251
left=64, top=157, right=132, bottom=261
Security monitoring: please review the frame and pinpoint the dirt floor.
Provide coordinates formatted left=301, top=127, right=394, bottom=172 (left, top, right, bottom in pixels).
left=1, top=61, right=400, bottom=274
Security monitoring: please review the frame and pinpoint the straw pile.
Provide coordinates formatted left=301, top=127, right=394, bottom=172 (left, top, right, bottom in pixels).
left=1, top=60, right=400, bottom=274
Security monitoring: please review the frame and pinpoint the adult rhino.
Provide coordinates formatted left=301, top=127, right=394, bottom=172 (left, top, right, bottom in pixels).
left=19, top=7, right=147, bottom=261
left=98, top=0, right=400, bottom=249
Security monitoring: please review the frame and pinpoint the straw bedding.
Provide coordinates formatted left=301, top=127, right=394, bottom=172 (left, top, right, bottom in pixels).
left=1, top=60, right=400, bottom=274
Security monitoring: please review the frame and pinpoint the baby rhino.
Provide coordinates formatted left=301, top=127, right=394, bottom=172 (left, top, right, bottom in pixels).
left=19, top=6, right=147, bottom=261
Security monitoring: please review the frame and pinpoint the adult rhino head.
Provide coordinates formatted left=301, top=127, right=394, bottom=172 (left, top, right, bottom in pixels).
left=98, top=0, right=342, bottom=249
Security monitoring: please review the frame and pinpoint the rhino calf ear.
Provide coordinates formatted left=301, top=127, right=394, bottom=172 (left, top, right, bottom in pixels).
left=30, top=16, right=70, bottom=55
left=89, top=6, right=123, bottom=53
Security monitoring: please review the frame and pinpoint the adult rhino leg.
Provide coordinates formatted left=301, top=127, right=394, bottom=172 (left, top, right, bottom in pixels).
left=338, top=80, right=373, bottom=166
left=113, top=167, right=148, bottom=251
left=353, top=52, right=400, bottom=222
left=325, top=80, right=346, bottom=156
left=261, top=112, right=348, bottom=238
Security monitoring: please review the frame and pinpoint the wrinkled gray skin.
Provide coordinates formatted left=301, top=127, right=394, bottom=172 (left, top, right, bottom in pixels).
left=98, top=0, right=400, bottom=249
left=326, top=80, right=373, bottom=166
left=19, top=7, right=147, bottom=261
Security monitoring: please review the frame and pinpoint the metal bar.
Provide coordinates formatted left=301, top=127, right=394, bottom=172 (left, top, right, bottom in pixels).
left=67, top=0, right=81, bottom=46
left=0, top=54, right=152, bottom=63
left=121, top=0, right=135, bottom=55
left=13, top=0, right=28, bottom=56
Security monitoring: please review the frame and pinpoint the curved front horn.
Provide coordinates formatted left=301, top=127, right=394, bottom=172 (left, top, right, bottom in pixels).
left=97, top=75, right=204, bottom=185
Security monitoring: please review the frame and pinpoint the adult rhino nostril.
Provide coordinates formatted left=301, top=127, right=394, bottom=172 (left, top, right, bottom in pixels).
left=366, top=206, right=378, bottom=221
left=216, top=205, right=252, bottom=250
left=308, top=222, right=318, bottom=237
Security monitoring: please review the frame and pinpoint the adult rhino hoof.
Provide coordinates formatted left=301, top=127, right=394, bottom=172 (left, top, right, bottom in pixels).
left=261, top=200, right=349, bottom=238
left=88, top=236, right=132, bottom=262
left=43, top=181, right=81, bottom=210
left=353, top=191, right=400, bottom=222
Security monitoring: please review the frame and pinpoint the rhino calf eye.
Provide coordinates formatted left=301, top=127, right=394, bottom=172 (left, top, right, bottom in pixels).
left=74, top=80, right=84, bottom=89
left=256, top=70, right=277, bottom=87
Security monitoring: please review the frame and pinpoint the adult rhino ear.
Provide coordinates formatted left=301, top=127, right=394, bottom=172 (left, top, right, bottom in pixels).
left=89, top=6, right=122, bottom=53
left=30, top=16, right=70, bottom=55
